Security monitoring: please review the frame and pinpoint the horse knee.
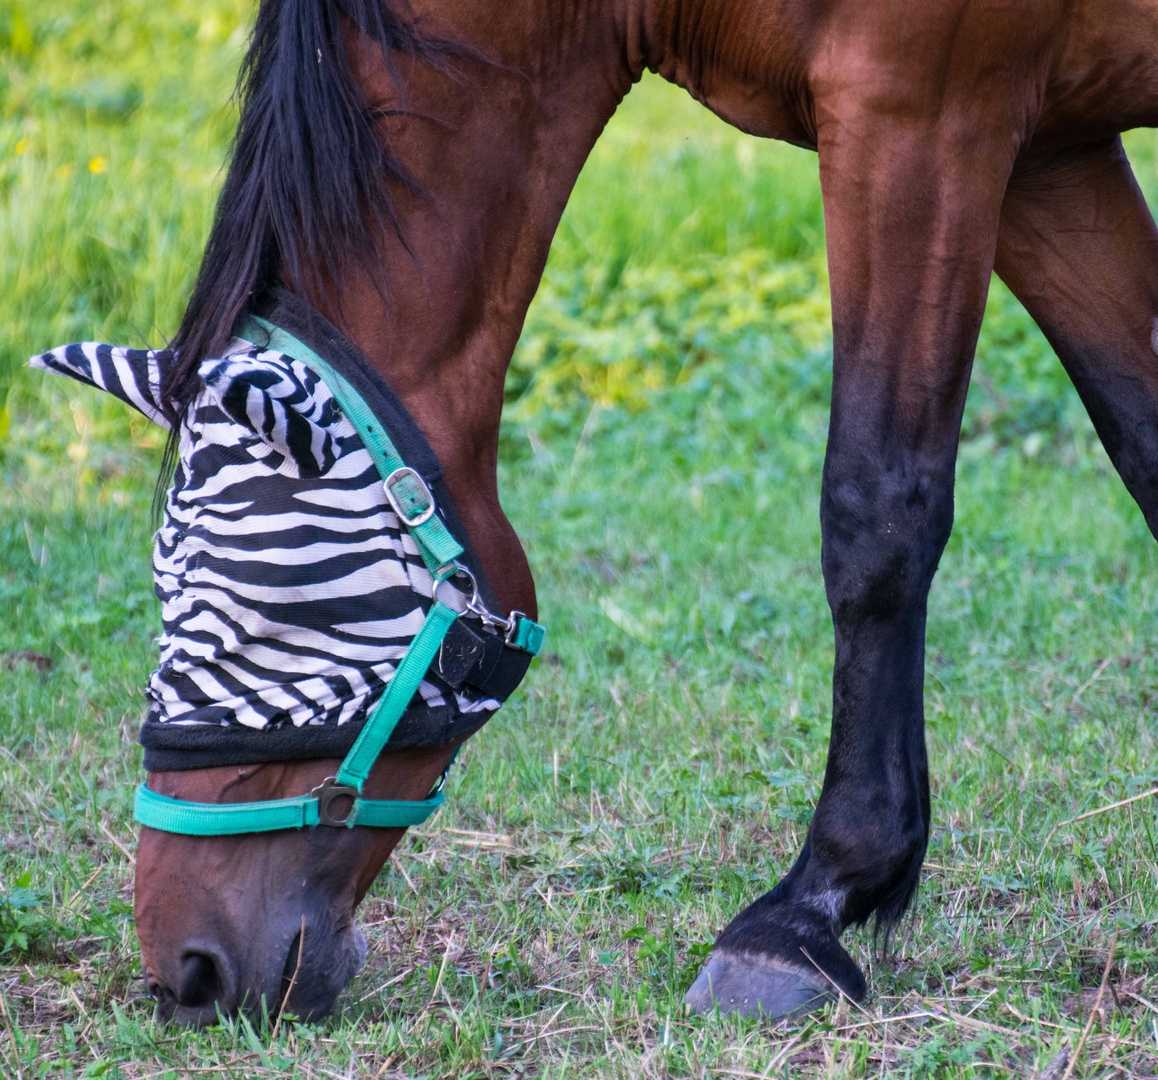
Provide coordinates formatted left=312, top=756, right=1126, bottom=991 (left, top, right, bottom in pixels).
left=820, top=457, right=955, bottom=623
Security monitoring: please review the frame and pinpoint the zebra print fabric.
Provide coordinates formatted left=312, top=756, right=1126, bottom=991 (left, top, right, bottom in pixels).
left=31, top=318, right=499, bottom=765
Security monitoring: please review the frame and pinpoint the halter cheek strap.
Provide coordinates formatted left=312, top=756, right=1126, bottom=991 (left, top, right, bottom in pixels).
left=132, top=317, right=544, bottom=836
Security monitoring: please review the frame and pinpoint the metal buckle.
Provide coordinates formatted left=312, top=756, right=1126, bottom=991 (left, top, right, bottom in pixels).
left=310, top=776, right=360, bottom=827
left=383, top=466, right=436, bottom=528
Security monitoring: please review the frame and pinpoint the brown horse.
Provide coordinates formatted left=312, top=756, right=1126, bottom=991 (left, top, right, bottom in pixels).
left=125, top=0, right=1158, bottom=1023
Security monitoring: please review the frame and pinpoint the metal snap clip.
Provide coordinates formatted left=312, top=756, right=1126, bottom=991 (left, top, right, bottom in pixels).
left=504, top=611, right=527, bottom=647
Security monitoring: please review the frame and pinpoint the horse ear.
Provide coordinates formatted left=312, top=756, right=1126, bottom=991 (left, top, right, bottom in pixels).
left=29, top=343, right=172, bottom=429
left=198, top=352, right=342, bottom=477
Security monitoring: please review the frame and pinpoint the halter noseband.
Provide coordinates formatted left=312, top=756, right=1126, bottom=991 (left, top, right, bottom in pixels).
left=133, top=316, right=544, bottom=836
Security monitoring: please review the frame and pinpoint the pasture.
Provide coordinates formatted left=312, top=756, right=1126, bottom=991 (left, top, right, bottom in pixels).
left=2, top=1, right=1158, bottom=1075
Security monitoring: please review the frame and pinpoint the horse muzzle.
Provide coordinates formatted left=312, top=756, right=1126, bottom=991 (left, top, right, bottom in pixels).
left=144, top=910, right=367, bottom=1026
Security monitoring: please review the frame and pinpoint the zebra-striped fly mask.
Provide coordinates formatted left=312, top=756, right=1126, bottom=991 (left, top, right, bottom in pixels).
left=32, top=290, right=531, bottom=771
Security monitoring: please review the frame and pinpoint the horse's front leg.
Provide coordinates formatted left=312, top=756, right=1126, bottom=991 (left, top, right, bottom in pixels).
left=687, top=107, right=1018, bottom=1017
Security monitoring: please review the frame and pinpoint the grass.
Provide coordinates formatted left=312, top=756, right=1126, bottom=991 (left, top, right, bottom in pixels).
left=2, top=1, right=1158, bottom=1076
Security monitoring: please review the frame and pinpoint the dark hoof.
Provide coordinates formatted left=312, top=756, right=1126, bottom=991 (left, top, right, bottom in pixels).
left=685, top=950, right=835, bottom=1020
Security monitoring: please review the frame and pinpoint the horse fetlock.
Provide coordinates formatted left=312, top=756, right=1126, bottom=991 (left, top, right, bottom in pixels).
left=807, top=792, right=929, bottom=931
left=689, top=802, right=925, bottom=1020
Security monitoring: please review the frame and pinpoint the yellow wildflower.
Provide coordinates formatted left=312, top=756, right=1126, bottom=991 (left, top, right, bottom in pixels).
left=89, top=156, right=108, bottom=175
left=14, top=139, right=26, bottom=156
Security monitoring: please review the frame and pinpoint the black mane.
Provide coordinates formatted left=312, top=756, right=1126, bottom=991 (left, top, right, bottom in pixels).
left=161, top=0, right=466, bottom=423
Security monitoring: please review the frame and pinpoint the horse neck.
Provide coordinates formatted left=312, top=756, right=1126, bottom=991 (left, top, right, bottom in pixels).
left=297, top=4, right=633, bottom=614
left=1048, top=0, right=1158, bottom=135
left=298, top=0, right=807, bottom=612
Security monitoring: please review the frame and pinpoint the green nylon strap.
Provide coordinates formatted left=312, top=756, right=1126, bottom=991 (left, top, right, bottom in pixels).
left=336, top=599, right=459, bottom=791
left=237, top=314, right=545, bottom=652
left=134, top=781, right=445, bottom=836
left=133, top=600, right=458, bottom=835
left=135, top=783, right=324, bottom=834
left=511, top=617, right=546, bottom=656
left=236, top=315, right=464, bottom=577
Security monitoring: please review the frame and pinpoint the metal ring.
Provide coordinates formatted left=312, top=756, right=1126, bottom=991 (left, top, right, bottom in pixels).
left=310, top=776, right=360, bottom=828
left=433, top=561, right=480, bottom=610
left=433, top=562, right=515, bottom=635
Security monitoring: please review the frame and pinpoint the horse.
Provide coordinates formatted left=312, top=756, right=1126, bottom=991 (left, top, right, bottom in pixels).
left=34, top=0, right=1158, bottom=1025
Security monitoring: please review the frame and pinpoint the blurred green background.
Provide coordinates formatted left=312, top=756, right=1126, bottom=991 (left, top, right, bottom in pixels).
left=7, top=0, right=1155, bottom=440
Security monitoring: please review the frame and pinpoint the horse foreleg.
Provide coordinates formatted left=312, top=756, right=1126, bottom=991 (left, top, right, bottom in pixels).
left=995, top=137, right=1158, bottom=534
left=686, top=111, right=1016, bottom=1018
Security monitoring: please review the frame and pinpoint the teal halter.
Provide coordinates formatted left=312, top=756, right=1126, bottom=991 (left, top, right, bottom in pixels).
left=133, top=316, right=544, bottom=836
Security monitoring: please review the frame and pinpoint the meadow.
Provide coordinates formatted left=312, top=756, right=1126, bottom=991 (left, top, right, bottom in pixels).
left=1, top=1, right=1158, bottom=1076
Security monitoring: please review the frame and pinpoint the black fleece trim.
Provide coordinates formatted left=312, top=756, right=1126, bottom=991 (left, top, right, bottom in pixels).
left=140, top=707, right=491, bottom=771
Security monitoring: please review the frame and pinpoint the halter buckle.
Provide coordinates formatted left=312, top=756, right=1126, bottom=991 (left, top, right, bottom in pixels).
left=383, top=466, right=436, bottom=528
left=310, top=776, right=360, bottom=827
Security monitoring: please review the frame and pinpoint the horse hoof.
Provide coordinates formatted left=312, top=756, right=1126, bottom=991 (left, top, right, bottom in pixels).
left=684, top=951, right=835, bottom=1020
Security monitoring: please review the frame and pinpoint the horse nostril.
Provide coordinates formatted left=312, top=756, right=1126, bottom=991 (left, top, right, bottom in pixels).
left=177, top=945, right=235, bottom=1010
left=268, top=926, right=314, bottom=1020
left=148, top=980, right=178, bottom=1022
left=280, top=928, right=304, bottom=997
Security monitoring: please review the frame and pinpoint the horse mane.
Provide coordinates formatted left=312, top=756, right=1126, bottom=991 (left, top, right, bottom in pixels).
left=159, top=0, right=468, bottom=428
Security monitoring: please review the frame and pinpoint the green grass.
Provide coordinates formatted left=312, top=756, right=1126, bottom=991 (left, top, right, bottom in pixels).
left=2, top=1, right=1158, bottom=1076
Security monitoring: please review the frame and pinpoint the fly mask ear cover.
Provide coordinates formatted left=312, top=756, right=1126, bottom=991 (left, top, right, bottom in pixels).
left=133, top=316, right=545, bottom=835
